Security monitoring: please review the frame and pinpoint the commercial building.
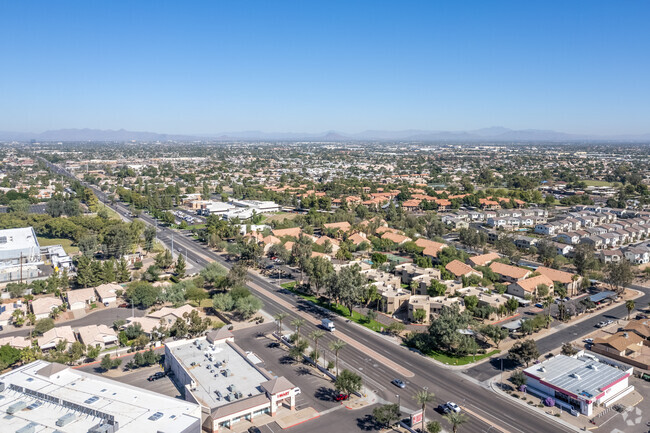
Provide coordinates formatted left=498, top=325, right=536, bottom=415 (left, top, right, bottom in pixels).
left=165, top=329, right=299, bottom=432
left=523, top=354, right=633, bottom=416
left=0, top=360, right=202, bottom=432
left=0, top=227, right=43, bottom=283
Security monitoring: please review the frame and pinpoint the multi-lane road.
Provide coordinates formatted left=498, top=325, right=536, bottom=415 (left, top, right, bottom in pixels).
left=42, top=158, right=639, bottom=433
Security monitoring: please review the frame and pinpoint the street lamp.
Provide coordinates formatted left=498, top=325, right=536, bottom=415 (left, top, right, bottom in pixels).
left=396, top=394, right=401, bottom=410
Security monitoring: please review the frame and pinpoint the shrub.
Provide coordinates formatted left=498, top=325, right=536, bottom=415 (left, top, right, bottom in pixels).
left=544, top=397, right=555, bottom=407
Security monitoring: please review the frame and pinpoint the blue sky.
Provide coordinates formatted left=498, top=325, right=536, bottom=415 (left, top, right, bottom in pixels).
left=1, top=1, right=649, bottom=135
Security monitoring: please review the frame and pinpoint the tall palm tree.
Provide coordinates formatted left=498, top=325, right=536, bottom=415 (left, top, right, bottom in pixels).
left=274, top=312, right=287, bottom=333
left=309, top=330, right=325, bottom=365
left=291, top=318, right=306, bottom=338
left=444, top=411, right=468, bottom=433
left=413, top=390, right=435, bottom=433
left=626, top=300, right=635, bottom=320
left=329, top=339, right=347, bottom=377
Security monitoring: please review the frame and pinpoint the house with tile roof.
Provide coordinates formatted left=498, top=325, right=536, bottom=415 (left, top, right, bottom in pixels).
left=507, top=274, right=554, bottom=299
left=489, top=262, right=532, bottom=283
left=445, top=260, right=483, bottom=280
left=468, top=252, right=500, bottom=267
left=535, top=266, right=582, bottom=296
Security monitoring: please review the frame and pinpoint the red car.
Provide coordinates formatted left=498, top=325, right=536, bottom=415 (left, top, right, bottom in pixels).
left=118, top=303, right=128, bottom=308
left=335, top=393, right=349, bottom=402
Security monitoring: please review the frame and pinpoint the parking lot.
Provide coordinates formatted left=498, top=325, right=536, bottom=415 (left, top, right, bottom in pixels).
left=77, top=350, right=182, bottom=399
left=232, top=324, right=342, bottom=413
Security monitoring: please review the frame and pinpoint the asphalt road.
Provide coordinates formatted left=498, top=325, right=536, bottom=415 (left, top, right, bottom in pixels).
left=42, top=159, right=578, bottom=433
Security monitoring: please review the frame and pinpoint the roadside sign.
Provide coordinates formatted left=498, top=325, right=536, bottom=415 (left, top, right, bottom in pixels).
left=410, top=410, right=423, bottom=426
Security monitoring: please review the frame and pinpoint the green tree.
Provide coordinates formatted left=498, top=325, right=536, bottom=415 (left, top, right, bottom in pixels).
left=334, top=369, right=362, bottom=396
left=605, top=260, right=633, bottom=294
left=274, top=312, right=288, bottom=333
left=290, top=318, right=306, bottom=338
left=508, top=339, right=540, bottom=367
left=306, top=256, right=334, bottom=295
left=309, top=329, right=325, bottom=365
left=126, top=281, right=161, bottom=308
left=213, top=293, right=235, bottom=312
left=175, top=254, right=186, bottom=278
left=426, top=421, right=442, bottom=433
left=561, top=342, right=578, bottom=356
left=143, top=226, right=156, bottom=254
left=510, top=370, right=527, bottom=387
left=100, top=354, right=115, bottom=372
left=444, top=411, right=468, bottom=433
left=0, top=345, right=22, bottom=370
left=34, top=318, right=55, bottom=336
left=155, top=250, right=173, bottom=269
left=480, top=324, right=508, bottom=348
left=626, top=300, right=635, bottom=320
left=234, top=295, right=263, bottom=319
left=413, top=308, right=427, bottom=323
left=116, top=258, right=130, bottom=283
left=329, top=339, right=347, bottom=377
left=372, top=403, right=401, bottom=428
left=414, top=390, right=435, bottom=433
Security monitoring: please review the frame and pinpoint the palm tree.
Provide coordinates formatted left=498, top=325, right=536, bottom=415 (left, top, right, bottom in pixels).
left=309, top=330, right=325, bottom=365
left=543, top=295, right=553, bottom=327
left=626, top=300, right=635, bottom=320
left=329, top=339, right=347, bottom=377
left=444, top=411, right=468, bottom=433
left=413, top=390, right=435, bottom=433
left=274, top=312, right=287, bottom=333
left=290, top=318, right=306, bottom=338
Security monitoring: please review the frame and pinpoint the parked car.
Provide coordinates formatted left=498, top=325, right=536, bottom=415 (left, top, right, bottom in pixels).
left=335, top=393, right=350, bottom=401
left=248, top=427, right=262, bottom=433
left=391, top=379, right=406, bottom=388
left=534, top=303, right=544, bottom=308
left=148, top=372, right=166, bottom=381
left=118, top=303, right=128, bottom=308
left=294, top=387, right=301, bottom=395
left=584, top=338, right=594, bottom=345
left=268, top=342, right=280, bottom=348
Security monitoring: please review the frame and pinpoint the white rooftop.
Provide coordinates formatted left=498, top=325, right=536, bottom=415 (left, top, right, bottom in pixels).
left=524, top=354, right=631, bottom=401
left=167, top=337, right=270, bottom=409
left=0, top=360, right=201, bottom=433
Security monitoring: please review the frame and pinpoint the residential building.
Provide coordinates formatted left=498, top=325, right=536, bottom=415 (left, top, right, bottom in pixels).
left=489, top=262, right=531, bottom=283
left=76, top=324, right=118, bottom=349
left=66, top=287, right=97, bottom=311
left=95, top=282, right=121, bottom=305
left=38, top=325, right=76, bottom=351
left=445, top=260, right=483, bottom=280
left=535, top=266, right=582, bottom=297
left=31, top=296, right=63, bottom=320
left=507, top=274, right=554, bottom=299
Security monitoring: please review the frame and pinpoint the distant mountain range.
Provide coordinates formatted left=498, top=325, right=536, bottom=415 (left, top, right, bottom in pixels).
left=1, top=127, right=649, bottom=142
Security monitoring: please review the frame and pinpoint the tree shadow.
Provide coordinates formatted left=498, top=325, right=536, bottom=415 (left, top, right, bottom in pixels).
left=356, top=414, right=380, bottom=431
left=295, top=366, right=312, bottom=376
left=279, top=355, right=297, bottom=365
left=314, top=386, right=337, bottom=402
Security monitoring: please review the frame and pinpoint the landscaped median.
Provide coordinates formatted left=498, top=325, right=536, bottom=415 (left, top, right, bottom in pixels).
left=416, top=347, right=500, bottom=366
left=280, top=282, right=384, bottom=332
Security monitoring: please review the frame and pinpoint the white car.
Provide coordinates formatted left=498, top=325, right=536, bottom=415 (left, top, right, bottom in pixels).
left=445, top=402, right=461, bottom=413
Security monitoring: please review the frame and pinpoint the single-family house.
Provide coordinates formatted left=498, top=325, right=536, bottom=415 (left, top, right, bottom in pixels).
left=95, top=283, right=121, bottom=305
left=38, top=325, right=76, bottom=351
left=76, top=324, right=118, bottom=349
left=489, top=262, right=531, bottom=283
left=31, top=297, right=63, bottom=320
left=507, top=275, right=554, bottom=299
left=66, top=288, right=97, bottom=311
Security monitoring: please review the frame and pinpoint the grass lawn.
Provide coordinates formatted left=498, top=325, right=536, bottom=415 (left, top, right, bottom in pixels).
left=424, top=348, right=500, bottom=365
left=263, top=212, right=298, bottom=223
left=37, top=236, right=79, bottom=255
left=583, top=180, right=615, bottom=187
left=281, top=282, right=384, bottom=332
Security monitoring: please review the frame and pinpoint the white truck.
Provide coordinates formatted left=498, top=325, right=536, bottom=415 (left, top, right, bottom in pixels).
left=321, top=318, right=335, bottom=332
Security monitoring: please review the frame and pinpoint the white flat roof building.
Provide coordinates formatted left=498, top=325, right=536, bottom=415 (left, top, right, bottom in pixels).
left=165, top=330, right=298, bottom=432
left=0, top=227, right=41, bottom=266
left=523, top=354, right=633, bottom=416
left=0, top=360, right=202, bottom=432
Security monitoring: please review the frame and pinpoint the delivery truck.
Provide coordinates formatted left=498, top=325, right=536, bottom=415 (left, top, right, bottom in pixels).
left=321, top=318, right=335, bottom=332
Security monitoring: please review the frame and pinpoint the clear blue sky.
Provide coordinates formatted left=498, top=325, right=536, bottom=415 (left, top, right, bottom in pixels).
left=1, top=1, right=649, bottom=135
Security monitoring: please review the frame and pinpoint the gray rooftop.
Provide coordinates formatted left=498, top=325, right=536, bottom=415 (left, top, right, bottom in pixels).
left=524, top=355, right=630, bottom=401
left=169, top=337, right=270, bottom=409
